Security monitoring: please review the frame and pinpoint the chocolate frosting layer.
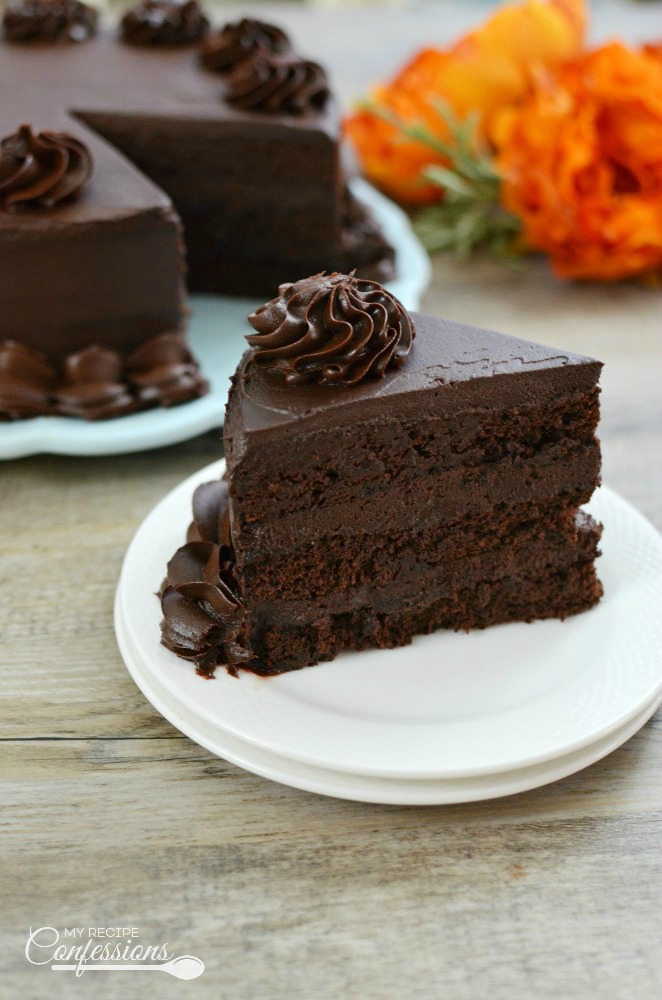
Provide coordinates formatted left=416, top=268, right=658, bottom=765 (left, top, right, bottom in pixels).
left=225, top=51, right=330, bottom=116
left=246, top=272, right=415, bottom=386
left=0, top=332, right=208, bottom=421
left=199, top=18, right=291, bottom=74
left=121, top=0, right=209, bottom=47
left=0, top=340, right=57, bottom=419
left=0, top=124, right=93, bottom=210
left=2, top=0, right=98, bottom=43
left=160, top=481, right=253, bottom=676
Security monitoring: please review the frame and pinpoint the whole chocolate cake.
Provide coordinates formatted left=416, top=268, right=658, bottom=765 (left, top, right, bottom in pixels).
left=160, top=273, right=604, bottom=675
left=0, top=5, right=393, bottom=420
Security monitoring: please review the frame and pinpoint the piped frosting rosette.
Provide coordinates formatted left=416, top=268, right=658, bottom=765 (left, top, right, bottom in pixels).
left=246, top=272, right=415, bottom=386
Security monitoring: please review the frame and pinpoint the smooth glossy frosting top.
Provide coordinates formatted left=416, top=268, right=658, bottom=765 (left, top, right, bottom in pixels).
left=228, top=311, right=602, bottom=445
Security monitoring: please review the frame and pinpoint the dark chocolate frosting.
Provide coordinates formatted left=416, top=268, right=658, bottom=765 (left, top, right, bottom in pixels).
left=120, top=0, right=209, bottom=47
left=0, top=332, right=208, bottom=420
left=225, top=51, right=330, bottom=116
left=160, top=480, right=253, bottom=676
left=55, top=347, right=136, bottom=420
left=0, top=340, right=57, bottom=419
left=2, top=0, right=98, bottom=43
left=199, top=18, right=291, bottom=74
left=187, top=480, right=232, bottom=550
left=246, top=272, right=416, bottom=386
left=126, top=332, right=209, bottom=407
left=0, top=124, right=93, bottom=210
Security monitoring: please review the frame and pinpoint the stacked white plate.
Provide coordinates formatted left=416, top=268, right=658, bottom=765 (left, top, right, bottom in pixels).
left=115, top=460, right=662, bottom=804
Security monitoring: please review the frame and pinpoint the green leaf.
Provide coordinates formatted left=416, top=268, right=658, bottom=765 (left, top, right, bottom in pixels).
left=422, top=165, right=473, bottom=197
left=356, top=94, right=524, bottom=265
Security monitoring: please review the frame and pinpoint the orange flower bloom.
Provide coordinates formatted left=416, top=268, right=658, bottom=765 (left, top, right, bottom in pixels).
left=495, top=44, right=662, bottom=280
left=344, top=0, right=586, bottom=205
left=642, top=41, right=662, bottom=62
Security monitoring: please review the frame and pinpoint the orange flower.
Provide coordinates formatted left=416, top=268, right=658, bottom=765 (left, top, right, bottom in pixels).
left=495, top=44, right=662, bottom=280
left=642, top=41, right=662, bottom=62
left=344, top=0, right=586, bottom=204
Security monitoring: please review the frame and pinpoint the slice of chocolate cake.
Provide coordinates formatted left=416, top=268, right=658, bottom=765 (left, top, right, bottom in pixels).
left=160, top=273, right=603, bottom=675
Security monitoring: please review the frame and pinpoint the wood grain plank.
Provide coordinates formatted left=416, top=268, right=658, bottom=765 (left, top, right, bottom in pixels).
left=2, top=726, right=661, bottom=999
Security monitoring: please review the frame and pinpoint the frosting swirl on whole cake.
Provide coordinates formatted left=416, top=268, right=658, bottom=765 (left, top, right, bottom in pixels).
left=2, top=0, right=98, bottom=43
left=55, top=347, right=136, bottom=420
left=0, top=341, right=57, bottom=420
left=246, top=272, right=416, bottom=386
left=120, top=0, right=209, bottom=47
left=160, top=480, right=253, bottom=676
left=225, top=51, right=330, bottom=116
left=0, top=124, right=93, bottom=210
left=0, top=333, right=208, bottom=420
left=126, top=332, right=209, bottom=407
left=199, top=18, right=291, bottom=74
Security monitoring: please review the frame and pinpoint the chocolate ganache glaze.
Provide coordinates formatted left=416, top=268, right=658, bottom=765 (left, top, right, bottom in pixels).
left=0, top=124, right=93, bottom=210
left=160, top=480, right=254, bottom=677
left=246, top=272, right=415, bottom=386
left=225, top=51, right=330, bottom=116
left=121, top=0, right=209, bottom=47
left=2, top=0, right=98, bottom=43
left=199, top=18, right=291, bottom=74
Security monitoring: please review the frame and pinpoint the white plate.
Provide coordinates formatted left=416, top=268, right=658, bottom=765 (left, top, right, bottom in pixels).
left=115, top=590, right=661, bottom=805
left=0, top=178, right=430, bottom=459
left=117, top=459, right=662, bottom=780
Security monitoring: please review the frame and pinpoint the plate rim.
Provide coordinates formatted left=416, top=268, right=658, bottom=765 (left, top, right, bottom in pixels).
left=117, top=458, right=662, bottom=779
left=115, top=588, right=661, bottom=805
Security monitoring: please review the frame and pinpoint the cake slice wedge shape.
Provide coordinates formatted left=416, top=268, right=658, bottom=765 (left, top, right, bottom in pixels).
left=161, top=273, right=603, bottom=675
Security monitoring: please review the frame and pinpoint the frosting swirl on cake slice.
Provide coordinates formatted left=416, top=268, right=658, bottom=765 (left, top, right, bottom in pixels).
left=160, top=481, right=253, bottom=676
left=246, top=272, right=415, bottom=386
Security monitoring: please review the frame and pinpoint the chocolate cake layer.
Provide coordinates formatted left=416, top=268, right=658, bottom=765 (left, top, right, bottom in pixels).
left=247, top=556, right=603, bottom=674
left=230, top=385, right=600, bottom=525
left=237, top=504, right=595, bottom=603
left=235, top=445, right=600, bottom=560
left=248, top=512, right=601, bottom=625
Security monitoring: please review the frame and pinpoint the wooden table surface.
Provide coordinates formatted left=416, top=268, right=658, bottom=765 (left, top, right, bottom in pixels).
left=2, top=5, right=661, bottom=998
